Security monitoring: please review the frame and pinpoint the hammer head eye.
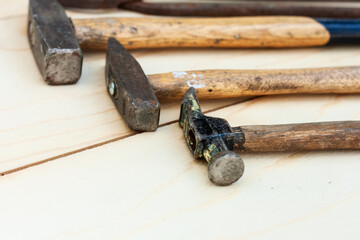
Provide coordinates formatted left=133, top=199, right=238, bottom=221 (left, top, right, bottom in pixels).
left=179, top=88, right=207, bottom=158
left=188, top=129, right=197, bottom=152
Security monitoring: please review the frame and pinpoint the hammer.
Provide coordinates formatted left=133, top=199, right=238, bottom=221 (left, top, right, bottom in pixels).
left=179, top=87, right=360, bottom=186
left=106, top=38, right=360, bottom=132
left=58, top=0, right=360, bottom=18
left=29, top=0, right=360, bottom=85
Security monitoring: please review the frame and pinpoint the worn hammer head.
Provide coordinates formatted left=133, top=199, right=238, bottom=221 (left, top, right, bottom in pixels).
left=179, top=87, right=244, bottom=186
left=28, top=0, right=83, bottom=85
left=106, top=38, right=160, bottom=131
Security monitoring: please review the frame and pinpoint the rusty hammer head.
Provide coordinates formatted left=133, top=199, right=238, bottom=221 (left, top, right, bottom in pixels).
left=106, top=38, right=160, bottom=131
left=179, top=87, right=244, bottom=186
left=28, top=0, right=83, bottom=85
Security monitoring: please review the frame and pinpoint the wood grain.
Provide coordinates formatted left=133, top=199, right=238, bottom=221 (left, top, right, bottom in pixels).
left=239, top=121, right=360, bottom=152
left=0, top=95, right=359, bottom=239
left=0, top=2, right=359, bottom=239
left=0, top=13, right=242, bottom=173
left=73, top=16, right=330, bottom=50
left=0, top=1, right=359, bottom=179
left=149, top=66, right=360, bottom=99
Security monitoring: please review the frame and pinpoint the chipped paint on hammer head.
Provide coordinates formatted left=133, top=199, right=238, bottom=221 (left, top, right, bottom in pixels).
left=179, top=88, right=244, bottom=186
left=179, top=88, right=235, bottom=158
left=179, top=87, right=202, bottom=128
left=179, top=87, right=209, bottom=158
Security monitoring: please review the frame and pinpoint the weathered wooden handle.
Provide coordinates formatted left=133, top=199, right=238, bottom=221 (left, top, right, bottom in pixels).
left=72, top=16, right=330, bottom=50
left=235, top=121, right=360, bottom=152
left=148, top=66, right=360, bottom=100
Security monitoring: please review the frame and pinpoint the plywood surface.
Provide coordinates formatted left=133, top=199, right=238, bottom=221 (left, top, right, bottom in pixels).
left=0, top=1, right=360, bottom=239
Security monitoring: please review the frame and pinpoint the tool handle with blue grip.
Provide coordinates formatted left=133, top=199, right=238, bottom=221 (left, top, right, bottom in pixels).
left=317, top=19, right=360, bottom=44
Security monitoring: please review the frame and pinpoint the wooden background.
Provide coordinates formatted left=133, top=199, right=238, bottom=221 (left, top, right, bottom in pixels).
left=0, top=1, right=360, bottom=239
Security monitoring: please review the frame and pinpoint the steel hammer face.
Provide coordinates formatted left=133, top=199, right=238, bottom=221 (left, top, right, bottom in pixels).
left=179, top=88, right=244, bottom=186
left=28, top=0, right=82, bottom=85
left=106, top=38, right=160, bottom=131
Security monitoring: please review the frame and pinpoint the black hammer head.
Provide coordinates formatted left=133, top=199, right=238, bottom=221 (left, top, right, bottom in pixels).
left=106, top=38, right=160, bottom=131
left=28, top=0, right=82, bottom=85
left=179, top=87, right=244, bottom=186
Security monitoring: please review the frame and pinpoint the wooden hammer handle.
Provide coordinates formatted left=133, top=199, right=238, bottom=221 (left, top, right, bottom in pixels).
left=149, top=66, right=360, bottom=100
left=235, top=121, right=360, bottom=152
left=72, top=16, right=330, bottom=50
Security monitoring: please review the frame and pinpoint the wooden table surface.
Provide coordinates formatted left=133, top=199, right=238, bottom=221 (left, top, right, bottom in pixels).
left=1, top=1, right=360, bottom=239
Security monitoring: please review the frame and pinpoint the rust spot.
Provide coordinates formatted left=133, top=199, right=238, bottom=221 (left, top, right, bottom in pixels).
left=72, top=51, right=81, bottom=57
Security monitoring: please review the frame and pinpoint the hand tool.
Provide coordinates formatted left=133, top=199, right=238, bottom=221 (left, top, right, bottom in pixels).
left=29, top=0, right=360, bottom=85
left=58, top=0, right=360, bottom=18
left=179, top=87, right=360, bottom=186
left=121, top=1, right=360, bottom=18
left=106, top=38, right=360, bottom=132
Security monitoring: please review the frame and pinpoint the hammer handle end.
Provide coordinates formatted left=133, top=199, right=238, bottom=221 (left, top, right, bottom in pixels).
left=239, top=121, right=360, bottom=152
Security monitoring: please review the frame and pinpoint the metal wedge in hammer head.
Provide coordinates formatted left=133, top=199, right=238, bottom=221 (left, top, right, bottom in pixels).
left=28, top=0, right=82, bottom=85
left=106, top=38, right=160, bottom=131
left=179, top=87, right=245, bottom=186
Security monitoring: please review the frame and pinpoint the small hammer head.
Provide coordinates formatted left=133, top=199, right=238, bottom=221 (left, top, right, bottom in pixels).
left=28, top=0, right=82, bottom=85
left=180, top=88, right=244, bottom=186
left=106, top=38, right=160, bottom=131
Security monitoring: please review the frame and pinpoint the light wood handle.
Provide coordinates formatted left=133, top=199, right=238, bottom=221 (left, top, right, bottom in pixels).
left=72, top=16, right=330, bottom=50
left=237, top=121, right=360, bottom=152
left=148, top=66, right=360, bottom=100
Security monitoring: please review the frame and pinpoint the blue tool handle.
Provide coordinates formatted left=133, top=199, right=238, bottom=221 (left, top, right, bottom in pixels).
left=317, top=18, right=360, bottom=43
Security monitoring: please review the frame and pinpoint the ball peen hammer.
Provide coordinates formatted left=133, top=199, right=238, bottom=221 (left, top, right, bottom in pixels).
left=179, top=87, right=360, bottom=186
left=106, top=38, right=360, bottom=132
left=29, top=0, right=360, bottom=85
